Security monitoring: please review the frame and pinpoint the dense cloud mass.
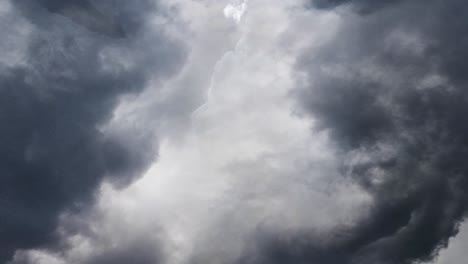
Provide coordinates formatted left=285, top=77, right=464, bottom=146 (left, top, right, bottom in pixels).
left=238, top=0, right=468, bottom=263
left=0, top=0, right=184, bottom=262
left=2, top=0, right=468, bottom=264
left=308, top=0, right=403, bottom=13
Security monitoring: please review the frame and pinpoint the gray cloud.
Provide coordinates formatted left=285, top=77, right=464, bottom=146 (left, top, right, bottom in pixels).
left=307, top=0, right=405, bottom=13
left=0, top=0, right=185, bottom=262
left=235, top=0, right=468, bottom=263
left=72, top=211, right=166, bottom=264
left=4, top=1, right=468, bottom=263
left=83, top=241, right=162, bottom=264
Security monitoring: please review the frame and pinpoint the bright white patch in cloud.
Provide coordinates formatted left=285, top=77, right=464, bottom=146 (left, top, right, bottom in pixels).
left=223, top=0, right=248, bottom=24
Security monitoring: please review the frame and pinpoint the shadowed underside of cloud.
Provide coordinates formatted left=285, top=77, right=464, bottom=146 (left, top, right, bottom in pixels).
left=308, top=0, right=405, bottom=13
left=0, top=0, right=185, bottom=262
left=236, top=0, right=468, bottom=263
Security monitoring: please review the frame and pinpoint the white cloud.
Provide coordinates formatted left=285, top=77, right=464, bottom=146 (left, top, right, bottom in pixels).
left=223, top=0, right=248, bottom=24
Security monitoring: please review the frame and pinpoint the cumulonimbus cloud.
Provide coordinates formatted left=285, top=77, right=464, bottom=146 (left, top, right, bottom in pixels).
left=0, top=0, right=186, bottom=262
left=2, top=0, right=468, bottom=264
left=236, top=0, right=468, bottom=263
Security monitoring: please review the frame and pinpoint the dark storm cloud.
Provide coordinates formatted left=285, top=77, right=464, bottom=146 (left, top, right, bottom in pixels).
left=35, top=0, right=125, bottom=38
left=308, top=0, right=404, bottom=13
left=0, top=0, right=185, bottom=262
left=237, top=0, right=468, bottom=263
left=16, top=0, right=153, bottom=38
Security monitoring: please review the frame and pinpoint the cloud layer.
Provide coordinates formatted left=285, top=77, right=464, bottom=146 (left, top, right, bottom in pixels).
left=1, top=0, right=468, bottom=264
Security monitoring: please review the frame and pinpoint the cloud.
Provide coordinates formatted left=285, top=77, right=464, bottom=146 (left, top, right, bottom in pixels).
left=433, top=222, right=468, bottom=264
left=22, top=2, right=366, bottom=263
left=0, top=0, right=186, bottom=262
left=307, top=0, right=404, bottom=13
left=234, top=0, right=468, bottom=263
left=3, top=0, right=468, bottom=264
left=223, top=0, right=248, bottom=24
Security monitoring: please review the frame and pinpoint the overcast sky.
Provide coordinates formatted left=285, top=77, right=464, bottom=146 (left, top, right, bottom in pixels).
left=1, top=0, right=468, bottom=263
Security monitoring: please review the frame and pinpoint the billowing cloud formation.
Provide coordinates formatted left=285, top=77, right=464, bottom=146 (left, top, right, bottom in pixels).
left=239, top=0, right=468, bottom=263
left=2, top=0, right=468, bottom=264
left=0, top=0, right=185, bottom=262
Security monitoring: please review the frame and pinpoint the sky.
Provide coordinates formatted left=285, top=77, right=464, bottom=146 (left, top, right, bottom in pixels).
left=1, top=0, right=468, bottom=263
